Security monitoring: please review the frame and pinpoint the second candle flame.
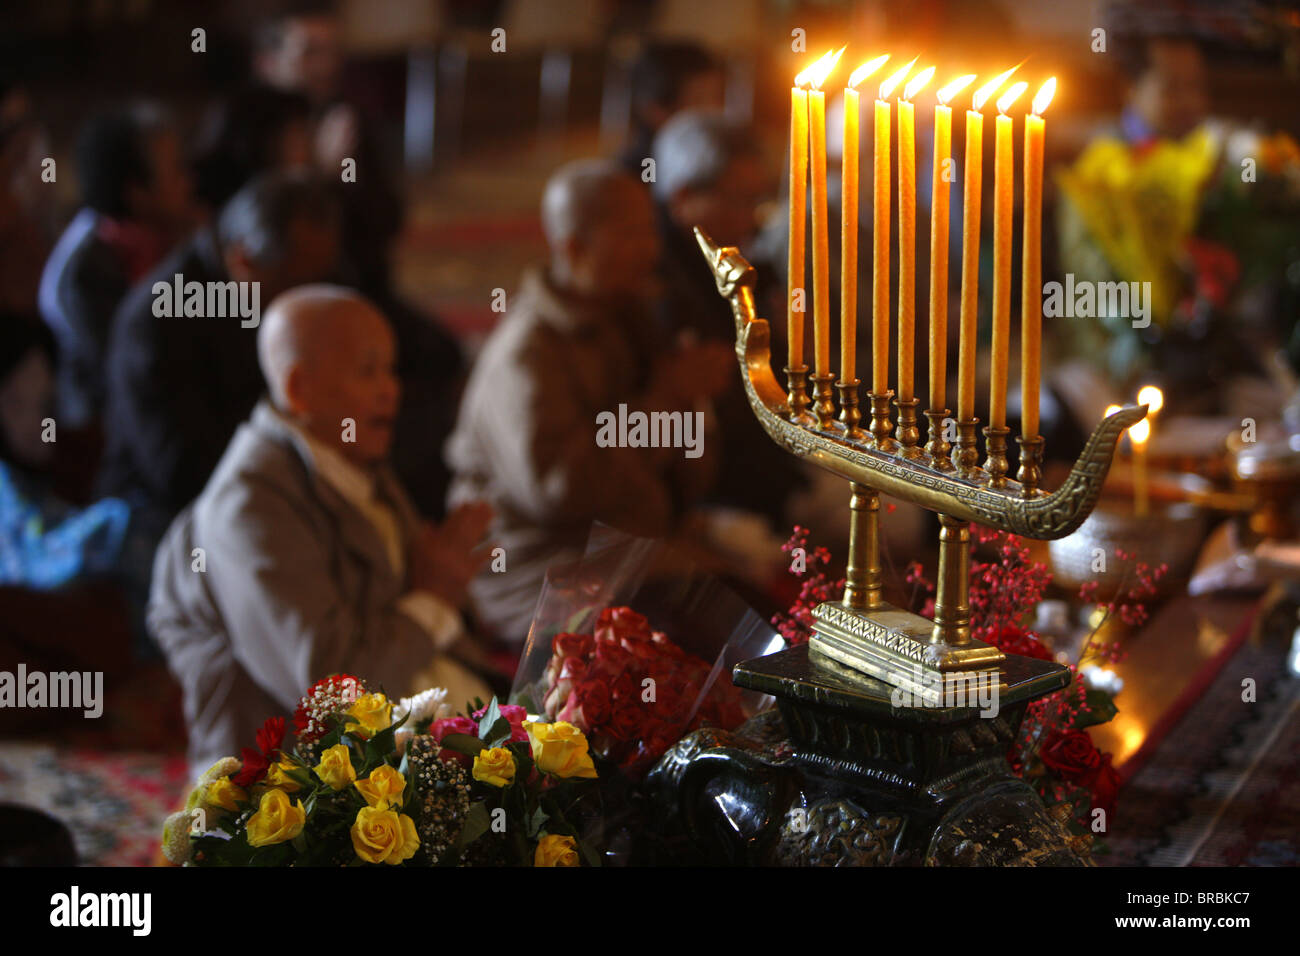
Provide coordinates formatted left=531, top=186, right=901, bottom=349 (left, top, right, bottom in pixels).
left=796, top=47, right=846, bottom=90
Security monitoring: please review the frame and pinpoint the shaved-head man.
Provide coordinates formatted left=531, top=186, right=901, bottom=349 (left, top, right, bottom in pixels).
left=258, top=286, right=399, bottom=465
left=150, top=285, right=491, bottom=778
left=446, top=160, right=730, bottom=644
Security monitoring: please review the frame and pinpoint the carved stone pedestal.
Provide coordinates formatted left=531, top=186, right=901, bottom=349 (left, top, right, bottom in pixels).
left=646, top=644, right=1090, bottom=866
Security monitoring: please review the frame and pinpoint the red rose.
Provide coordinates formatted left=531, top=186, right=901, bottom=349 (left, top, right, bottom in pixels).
left=429, top=716, right=477, bottom=742
left=605, top=702, right=644, bottom=742
left=552, top=632, right=594, bottom=659
left=1039, top=730, right=1103, bottom=784
left=595, top=607, right=653, bottom=644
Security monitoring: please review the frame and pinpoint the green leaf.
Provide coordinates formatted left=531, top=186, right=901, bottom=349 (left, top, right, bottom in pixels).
left=476, top=698, right=504, bottom=741
left=527, top=804, right=549, bottom=838
left=454, top=802, right=492, bottom=851
left=1075, top=689, right=1119, bottom=729
left=439, top=733, right=487, bottom=757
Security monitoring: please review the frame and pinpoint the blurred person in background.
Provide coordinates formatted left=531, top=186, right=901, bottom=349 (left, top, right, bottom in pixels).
left=38, top=103, right=195, bottom=432
left=651, top=110, right=805, bottom=527
left=190, top=85, right=315, bottom=214
left=0, top=317, right=133, bottom=592
left=99, top=172, right=341, bottom=548
left=150, top=285, right=493, bottom=778
left=252, top=3, right=465, bottom=518
left=445, top=159, right=731, bottom=646
left=618, top=40, right=726, bottom=178
left=252, top=2, right=402, bottom=301
left=0, top=73, right=52, bottom=315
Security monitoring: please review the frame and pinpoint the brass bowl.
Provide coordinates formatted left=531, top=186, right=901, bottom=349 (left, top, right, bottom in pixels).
left=1047, top=499, right=1208, bottom=601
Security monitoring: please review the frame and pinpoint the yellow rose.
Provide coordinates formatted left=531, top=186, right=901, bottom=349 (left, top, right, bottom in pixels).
left=355, top=765, right=407, bottom=809
left=204, top=776, right=247, bottom=812
left=344, top=692, right=392, bottom=738
left=524, top=721, right=597, bottom=779
left=534, top=834, right=580, bottom=867
left=314, top=743, right=357, bottom=790
left=264, top=759, right=303, bottom=794
left=186, top=756, right=241, bottom=812
left=472, top=747, right=516, bottom=788
left=350, top=806, right=420, bottom=865
left=246, top=788, right=306, bottom=847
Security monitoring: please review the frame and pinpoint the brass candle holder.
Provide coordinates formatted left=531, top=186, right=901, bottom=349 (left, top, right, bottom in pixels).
left=695, top=228, right=1146, bottom=700
left=924, top=408, right=954, bottom=472
left=784, top=365, right=814, bottom=425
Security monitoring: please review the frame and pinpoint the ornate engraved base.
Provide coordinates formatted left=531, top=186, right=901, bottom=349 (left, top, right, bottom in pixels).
left=646, top=644, right=1085, bottom=866
left=809, top=602, right=1007, bottom=703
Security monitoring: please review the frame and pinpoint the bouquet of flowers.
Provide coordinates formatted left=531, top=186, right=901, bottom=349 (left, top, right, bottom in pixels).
left=535, top=606, right=748, bottom=778
left=160, top=675, right=600, bottom=867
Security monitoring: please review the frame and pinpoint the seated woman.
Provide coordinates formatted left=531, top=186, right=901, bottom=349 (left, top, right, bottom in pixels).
left=0, top=315, right=133, bottom=589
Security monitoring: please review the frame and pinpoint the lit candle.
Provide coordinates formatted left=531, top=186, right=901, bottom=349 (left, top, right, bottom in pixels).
left=929, top=74, right=975, bottom=413
left=989, top=80, right=1027, bottom=431
left=842, top=55, right=890, bottom=385
left=957, top=67, right=1016, bottom=422
left=788, top=77, right=809, bottom=371
left=897, top=65, right=934, bottom=403
left=874, top=60, right=914, bottom=394
left=1137, top=384, right=1164, bottom=418
left=1020, top=77, right=1055, bottom=441
left=1130, top=417, right=1151, bottom=516
left=807, top=48, right=844, bottom=380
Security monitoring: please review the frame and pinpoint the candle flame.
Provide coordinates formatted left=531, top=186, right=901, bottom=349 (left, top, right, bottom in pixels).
left=996, top=81, right=1028, bottom=114
left=796, top=47, right=845, bottom=90
left=1032, top=77, right=1057, bottom=116
left=1129, top=418, right=1151, bottom=445
left=1105, top=404, right=1122, bottom=418
left=879, top=57, right=918, bottom=100
left=1137, top=385, right=1164, bottom=414
left=971, top=65, right=1020, bottom=112
left=936, top=74, right=976, bottom=107
left=848, top=54, right=890, bottom=90
left=902, top=65, right=936, bottom=101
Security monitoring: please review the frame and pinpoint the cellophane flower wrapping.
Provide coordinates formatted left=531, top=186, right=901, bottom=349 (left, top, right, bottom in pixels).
left=510, top=524, right=779, bottom=781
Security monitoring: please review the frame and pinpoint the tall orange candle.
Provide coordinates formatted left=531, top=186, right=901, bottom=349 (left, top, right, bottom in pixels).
left=841, top=55, right=889, bottom=385
left=1020, top=77, right=1055, bottom=441
left=873, top=60, right=913, bottom=394
left=788, top=83, right=808, bottom=371
left=896, top=66, right=933, bottom=403
left=806, top=49, right=843, bottom=380
left=930, top=75, right=974, bottom=413
left=957, top=68, right=1016, bottom=423
left=989, top=81, right=1026, bottom=430
left=841, top=88, right=859, bottom=383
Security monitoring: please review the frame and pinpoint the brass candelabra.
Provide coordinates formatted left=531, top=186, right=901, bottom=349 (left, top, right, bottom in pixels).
left=695, top=227, right=1146, bottom=701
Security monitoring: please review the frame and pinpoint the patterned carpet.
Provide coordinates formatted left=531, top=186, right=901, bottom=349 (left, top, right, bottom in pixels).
left=1101, top=637, right=1300, bottom=866
left=0, top=744, right=188, bottom=866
